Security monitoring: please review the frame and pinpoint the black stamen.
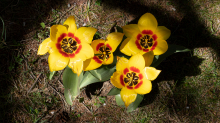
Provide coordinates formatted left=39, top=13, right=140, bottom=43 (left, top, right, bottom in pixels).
left=129, top=82, right=133, bottom=86
left=68, top=47, right=74, bottom=53
left=61, top=44, right=68, bottom=49
left=105, top=54, right=109, bottom=59
left=141, top=39, right=145, bottom=42
left=62, top=39, right=68, bottom=44
left=106, top=47, right=110, bottom=51
left=132, top=72, right=136, bottom=77
left=126, top=73, right=131, bottom=78
left=148, top=42, right=153, bottom=47
left=148, top=38, right=153, bottom=42
left=68, top=38, right=73, bottom=44
left=100, top=47, right=105, bottom=53
left=133, top=80, right=138, bottom=85
left=144, top=44, right=148, bottom=49
left=141, top=42, right=145, bottom=46
left=98, top=54, right=104, bottom=60
left=124, top=78, right=130, bottom=83
left=133, top=76, right=139, bottom=80
left=64, top=48, right=69, bottom=53
left=71, top=45, right=77, bottom=51
left=106, top=51, right=111, bottom=54
left=72, top=41, right=77, bottom=46
left=146, top=35, right=150, bottom=39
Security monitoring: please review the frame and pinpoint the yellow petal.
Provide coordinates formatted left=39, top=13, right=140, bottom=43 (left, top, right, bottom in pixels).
left=91, top=39, right=105, bottom=54
left=76, top=43, right=94, bottom=61
left=38, top=38, right=54, bottom=55
left=120, top=37, right=141, bottom=56
left=116, top=57, right=129, bottom=72
left=68, top=58, right=83, bottom=76
left=103, top=53, right=114, bottom=65
left=153, top=39, right=168, bottom=55
left=63, top=16, right=77, bottom=34
left=52, top=25, right=68, bottom=43
left=134, top=79, right=152, bottom=94
left=143, top=51, right=154, bottom=67
left=106, top=32, right=124, bottom=52
left=75, top=27, right=97, bottom=44
left=138, top=13, right=158, bottom=33
left=50, top=25, right=58, bottom=42
left=110, top=71, right=124, bottom=89
left=48, top=41, right=58, bottom=54
left=83, top=57, right=102, bottom=71
left=122, top=24, right=140, bottom=38
left=128, top=54, right=145, bottom=73
left=142, top=67, right=161, bottom=81
left=155, top=26, right=171, bottom=40
left=48, top=50, right=69, bottom=72
left=120, top=87, right=137, bottom=107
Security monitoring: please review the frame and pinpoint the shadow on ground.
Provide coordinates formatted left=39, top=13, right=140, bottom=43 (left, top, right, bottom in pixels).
left=0, top=0, right=68, bottom=122
left=101, top=0, right=219, bottom=121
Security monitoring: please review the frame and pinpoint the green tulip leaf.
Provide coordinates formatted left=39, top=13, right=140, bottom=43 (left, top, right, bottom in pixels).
left=49, top=71, right=56, bottom=80
left=80, top=65, right=116, bottom=88
left=127, top=94, right=144, bottom=112
left=107, top=87, right=121, bottom=96
left=151, top=44, right=190, bottom=67
left=63, top=66, right=83, bottom=105
left=88, top=70, right=102, bottom=81
left=115, top=94, right=125, bottom=106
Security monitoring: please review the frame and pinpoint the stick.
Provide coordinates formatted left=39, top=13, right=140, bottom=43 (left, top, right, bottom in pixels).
left=27, top=73, right=41, bottom=94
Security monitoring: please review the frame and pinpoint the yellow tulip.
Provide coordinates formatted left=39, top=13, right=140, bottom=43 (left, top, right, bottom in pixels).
left=37, top=16, right=97, bottom=76
left=110, top=54, right=161, bottom=107
left=83, top=32, right=124, bottom=71
left=120, top=13, right=171, bottom=66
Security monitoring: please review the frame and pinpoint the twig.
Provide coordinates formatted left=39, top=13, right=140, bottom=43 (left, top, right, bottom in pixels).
left=18, top=79, right=24, bottom=89
left=165, top=82, right=181, bottom=122
left=48, top=84, right=67, bottom=108
left=12, top=79, right=18, bottom=89
left=21, top=54, right=41, bottom=83
left=27, top=73, right=41, bottom=94
left=82, top=102, right=93, bottom=114
left=58, top=80, right=64, bottom=87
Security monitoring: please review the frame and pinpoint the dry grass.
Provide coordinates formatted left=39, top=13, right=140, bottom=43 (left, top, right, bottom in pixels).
left=0, top=0, right=220, bottom=122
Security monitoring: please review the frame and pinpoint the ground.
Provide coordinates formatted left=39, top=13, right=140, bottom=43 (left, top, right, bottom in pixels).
left=0, top=0, right=220, bottom=122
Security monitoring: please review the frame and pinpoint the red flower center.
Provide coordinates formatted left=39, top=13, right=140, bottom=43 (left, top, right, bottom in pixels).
left=135, top=30, right=158, bottom=52
left=121, top=67, right=144, bottom=89
left=93, top=43, right=112, bottom=63
left=56, top=33, right=82, bottom=58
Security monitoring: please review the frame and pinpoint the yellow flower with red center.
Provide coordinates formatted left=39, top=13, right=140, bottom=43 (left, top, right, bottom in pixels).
left=110, top=54, right=161, bottom=107
left=120, top=13, right=171, bottom=66
left=37, top=16, right=97, bottom=76
left=83, top=32, right=124, bottom=71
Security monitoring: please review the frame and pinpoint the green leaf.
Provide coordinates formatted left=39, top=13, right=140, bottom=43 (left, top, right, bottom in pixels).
left=93, top=32, right=101, bottom=40
left=116, top=26, right=123, bottom=33
left=151, top=44, right=190, bottom=67
left=127, top=94, right=144, bottom=112
left=107, top=87, right=121, bottom=96
left=99, top=96, right=106, bottom=104
left=49, top=71, right=56, bottom=80
left=63, top=66, right=83, bottom=105
left=89, top=70, right=102, bottom=80
left=79, top=65, right=116, bottom=88
left=95, top=0, right=102, bottom=6
left=40, top=22, right=45, bottom=29
left=115, top=94, right=125, bottom=106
